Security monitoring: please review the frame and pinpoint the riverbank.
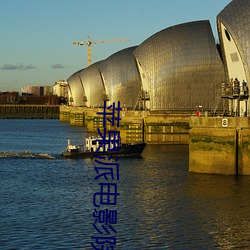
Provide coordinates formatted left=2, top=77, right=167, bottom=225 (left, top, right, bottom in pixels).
left=0, top=104, right=59, bottom=119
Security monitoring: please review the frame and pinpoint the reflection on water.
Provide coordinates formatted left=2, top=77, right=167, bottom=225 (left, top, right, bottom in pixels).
left=186, top=174, right=250, bottom=249
left=118, top=145, right=250, bottom=249
left=0, top=120, right=250, bottom=249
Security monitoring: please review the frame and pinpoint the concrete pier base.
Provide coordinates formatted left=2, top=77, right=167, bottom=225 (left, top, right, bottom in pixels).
left=59, top=106, right=190, bottom=144
left=189, top=117, right=250, bottom=175
left=59, top=106, right=71, bottom=122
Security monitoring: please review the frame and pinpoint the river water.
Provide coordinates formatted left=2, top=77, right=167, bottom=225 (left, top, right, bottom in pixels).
left=0, top=119, right=250, bottom=249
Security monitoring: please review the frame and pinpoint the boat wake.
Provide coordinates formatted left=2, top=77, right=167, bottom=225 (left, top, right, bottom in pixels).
left=0, top=151, right=55, bottom=159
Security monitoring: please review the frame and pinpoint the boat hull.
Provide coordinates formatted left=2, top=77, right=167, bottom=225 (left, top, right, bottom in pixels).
left=62, top=142, right=146, bottom=159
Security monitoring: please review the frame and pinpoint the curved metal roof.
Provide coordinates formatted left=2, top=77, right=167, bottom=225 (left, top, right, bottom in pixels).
left=67, top=68, right=85, bottom=106
left=99, top=46, right=141, bottom=109
left=79, top=61, right=104, bottom=108
left=134, top=20, right=225, bottom=111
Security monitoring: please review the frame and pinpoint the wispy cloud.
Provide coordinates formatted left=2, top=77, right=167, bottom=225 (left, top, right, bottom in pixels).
left=1, top=63, right=36, bottom=70
left=51, top=63, right=64, bottom=69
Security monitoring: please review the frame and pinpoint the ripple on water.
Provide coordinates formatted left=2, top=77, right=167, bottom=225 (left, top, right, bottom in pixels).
left=0, top=121, right=250, bottom=249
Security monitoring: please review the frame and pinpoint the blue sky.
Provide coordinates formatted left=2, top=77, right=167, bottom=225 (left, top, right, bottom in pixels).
left=0, top=0, right=231, bottom=92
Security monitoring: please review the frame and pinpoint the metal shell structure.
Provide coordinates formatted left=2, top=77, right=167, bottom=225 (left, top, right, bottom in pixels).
left=99, top=46, right=141, bottom=109
left=217, top=0, right=250, bottom=115
left=133, top=20, right=225, bottom=112
left=79, top=61, right=104, bottom=108
left=67, top=69, right=85, bottom=106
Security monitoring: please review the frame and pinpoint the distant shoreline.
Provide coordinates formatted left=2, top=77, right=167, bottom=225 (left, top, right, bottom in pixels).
left=0, top=104, right=59, bottom=119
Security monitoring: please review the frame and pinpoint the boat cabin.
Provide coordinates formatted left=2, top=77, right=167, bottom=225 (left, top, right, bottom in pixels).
left=67, top=139, right=81, bottom=152
left=85, top=136, right=121, bottom=152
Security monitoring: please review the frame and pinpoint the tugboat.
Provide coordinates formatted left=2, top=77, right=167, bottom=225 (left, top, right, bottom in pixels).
left=61, top=135, right=146, bottom=158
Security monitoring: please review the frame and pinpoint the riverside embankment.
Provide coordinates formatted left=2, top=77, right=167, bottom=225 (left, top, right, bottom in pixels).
left=0, top=105, right=59, bottom=119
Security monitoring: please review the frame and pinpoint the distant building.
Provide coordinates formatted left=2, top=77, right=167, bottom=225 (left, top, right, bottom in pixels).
left=21, top=95, right=59, bottom=105
left=20, top=85, right=59, bottom=105
left=43, top=86, right=53, bottom=96
left=21, top=86, right=53, bottom=96
left=52, top=80, right=68, bottom=98
left=21, top=86, right=40, bottom=96
left=0, top=92, right=19, bottom=104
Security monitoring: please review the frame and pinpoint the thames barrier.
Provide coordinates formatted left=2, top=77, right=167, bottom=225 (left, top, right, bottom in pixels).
left=62, top=0, right=250, bottom=175
left=189, top=116, right=250, bottom=175
left=60, top=106, right=250, bottom=175
left=59, top=106, right=190, bottom=144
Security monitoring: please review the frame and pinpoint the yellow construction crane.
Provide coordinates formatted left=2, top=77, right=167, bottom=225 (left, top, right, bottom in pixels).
left=73, top=35, right=129, bottom=66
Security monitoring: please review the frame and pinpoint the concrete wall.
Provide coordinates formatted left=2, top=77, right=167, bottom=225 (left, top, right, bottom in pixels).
left=59, top=106, right=190, bottom=144
left=189, top=117, right=250, bottom=175
left=145, top=113, right=189, bottom=144
left=59, top=106, right=71, bottom=122
left=60, top=107, right=250, bottom=175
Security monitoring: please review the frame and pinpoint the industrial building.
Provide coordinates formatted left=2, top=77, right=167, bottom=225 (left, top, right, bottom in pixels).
left=52, top=80, right=68, bottom=98
left=67, top=0, right=249, bottom=116
left=0, top=92, right=19, bottom=104
left=19, top=82, right=67, bottom=105
left=21, top=86, right=53, bottom=96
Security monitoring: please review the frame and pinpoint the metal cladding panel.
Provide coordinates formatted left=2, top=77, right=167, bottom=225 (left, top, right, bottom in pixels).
left=134, top=20, right=225, bottom=111
left=79, top=61, right=104, bottom=108
left=99, top=46, right=141, bottom=108
left=67, top=69, right=85, bottom=106
left=217, top=0, right=250, bottom=83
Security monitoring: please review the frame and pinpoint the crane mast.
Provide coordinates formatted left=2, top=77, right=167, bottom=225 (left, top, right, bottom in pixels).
left=73, top=35, right=129, bottom=66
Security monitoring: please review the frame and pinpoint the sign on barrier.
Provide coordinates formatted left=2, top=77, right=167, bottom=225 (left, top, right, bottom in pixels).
left=222, top=118, right=228, bottom=127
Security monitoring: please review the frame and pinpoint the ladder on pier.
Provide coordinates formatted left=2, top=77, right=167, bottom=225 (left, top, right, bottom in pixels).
left=212, top=89, right=222, bottom=116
